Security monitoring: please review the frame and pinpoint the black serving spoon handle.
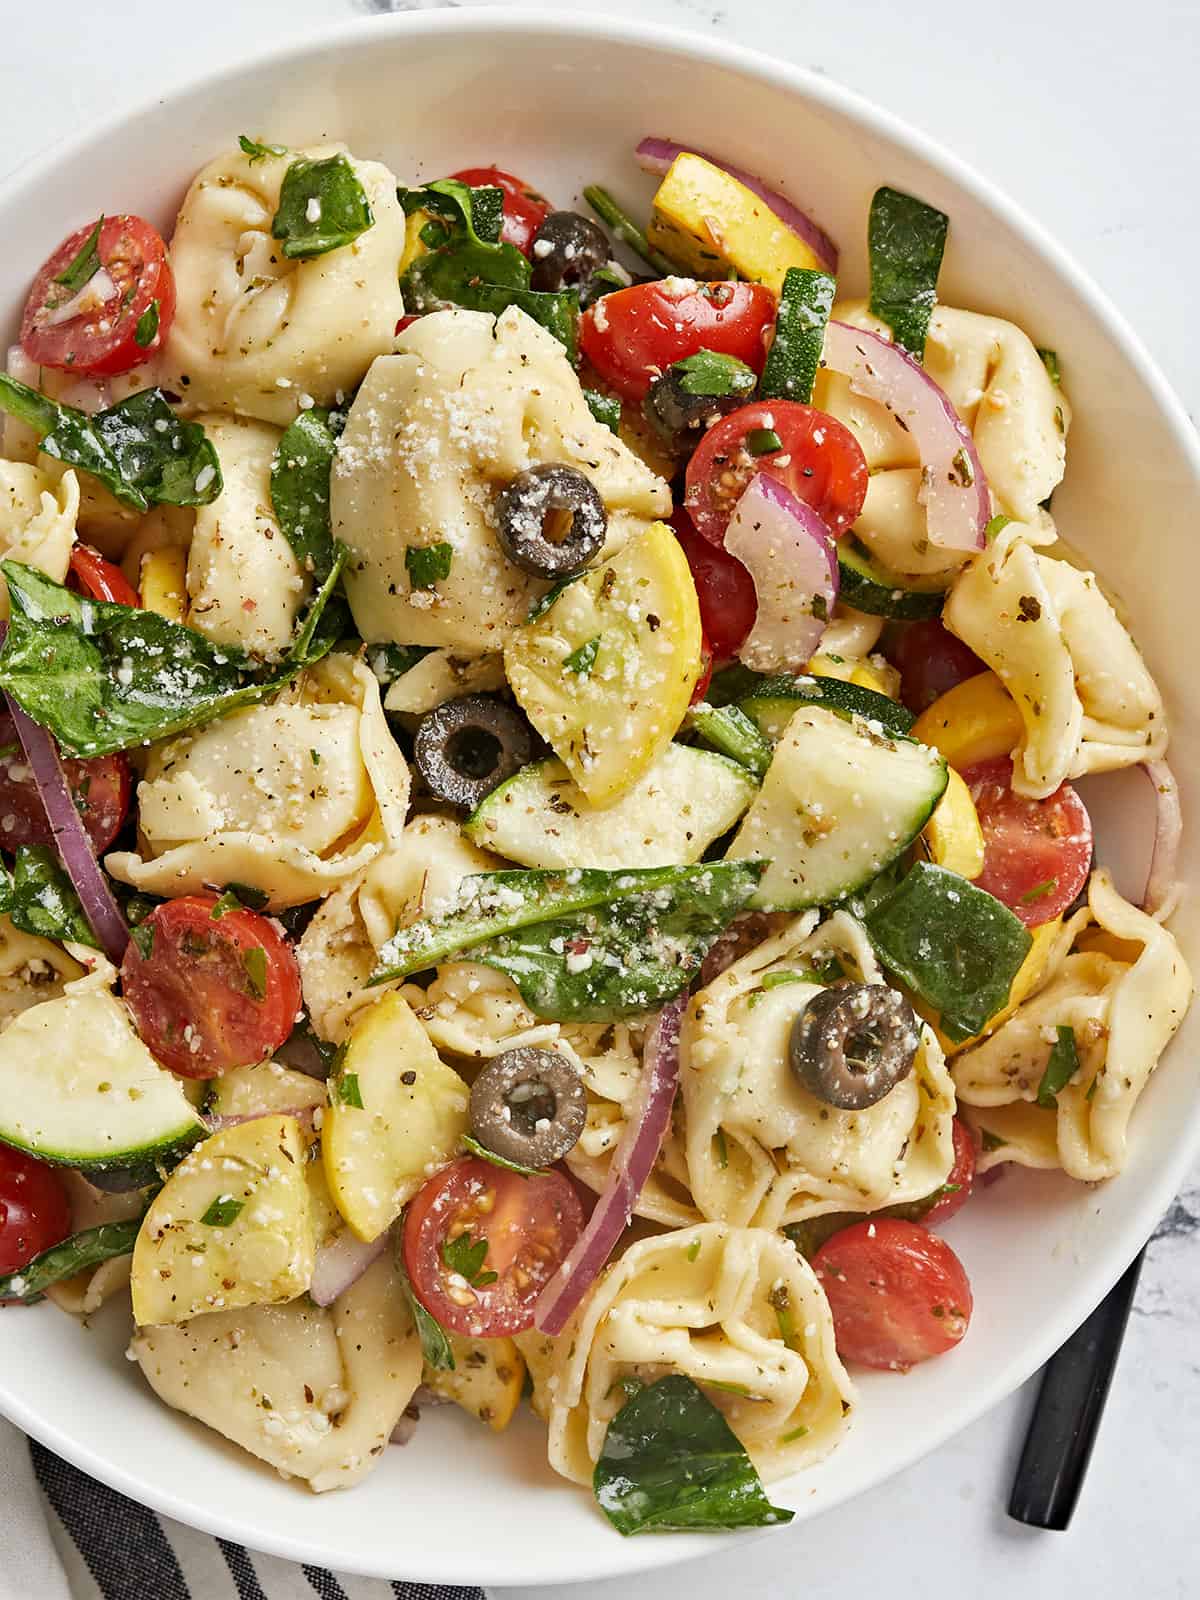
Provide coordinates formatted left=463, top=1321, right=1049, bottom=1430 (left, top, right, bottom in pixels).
left=1008, top=1246, right=1146, bottom=1530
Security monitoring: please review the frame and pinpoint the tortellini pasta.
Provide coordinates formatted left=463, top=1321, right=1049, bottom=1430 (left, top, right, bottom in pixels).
left=163, top=143, right=407, bottom=426
left=185, top=414, right=309, bottom=658
left=943, top=524, right=1167, bottom=797
left=132, top=1252, right=421, bottom=1492
left=955, top=871, right=1191, bottom=1180
left=0, top=915, right=85, bottom=1025
left=814, top=300, right=1069, bottom=578
left=682, top=912, right=955, bottom=1228
left=331, top=307, right=672, bottom=652
left=544, top=1223, right=854, bottom=1486
left=381, top=649, right=506, bottom=716
left=0, top=462, right=78, bottom=615
left=296, top=813, right=503, bottom=1041
left=106, top=655, right=410, bottom=909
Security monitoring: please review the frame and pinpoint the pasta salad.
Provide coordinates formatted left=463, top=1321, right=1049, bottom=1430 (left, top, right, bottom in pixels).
left=0, top=134, right=1189, bottom=1535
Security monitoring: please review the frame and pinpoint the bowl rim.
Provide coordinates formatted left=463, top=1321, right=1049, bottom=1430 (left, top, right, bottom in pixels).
left=0, top=6, right=1196, bottom=1585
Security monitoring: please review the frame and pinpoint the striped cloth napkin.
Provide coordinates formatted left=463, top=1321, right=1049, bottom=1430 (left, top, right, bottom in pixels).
left=0, top=1419, right=484, bottom=1600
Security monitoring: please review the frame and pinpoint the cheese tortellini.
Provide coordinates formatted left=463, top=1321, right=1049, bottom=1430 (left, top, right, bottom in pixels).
left=132, top=1252, right=421, bottom=1492
left=106, top=656, right=410, bottom=909
left=682, top=912, right=956, bottom=1228
left=0, top=462, right=78, bottom=615
left=815, top=300, right=1069, bottom=577
left=955, top=871, right=1192, bottom=1180
left=297, top=813, right=503, bottom=1041
left=332, top=307, right=672, bottom=652
left=185, top=414, right=309, bottom=657
left=943, top=524, right=1167, bottom=797
left=164, top=143, right=407, bottom=426
left=544, top=1223, right=854, bottom=1486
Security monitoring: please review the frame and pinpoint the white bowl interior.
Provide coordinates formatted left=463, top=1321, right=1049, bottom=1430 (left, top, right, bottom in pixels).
left=0, top=11, right=1196, bottom=1587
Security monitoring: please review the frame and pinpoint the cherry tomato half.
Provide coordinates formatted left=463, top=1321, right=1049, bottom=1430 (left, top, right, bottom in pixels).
left=813, top=1218, right=973, bottom=1371
left=20, top=215, right=175, bottom=378
left=0, top=1144, right=71, bottom=1287
left=885, top=619, right=986, bottom=716
left=120, top=894, right=301, bottom=1078
left=922, top=1118, right=977, bottom=1227
left=448, top=166, right=552, bottom=256
left=684, top=401, right=868, bottom=546
left=962, top=758, right=1093, bottom=928
left=0, top=709, right=130, bottom=856
left=579, top=279, right=777, bottom=404
left=670, top=508, right=756, bottom=660
left=403, top=1157, right=584, bottom=1338
left=68, top=544, right=141, bottom=608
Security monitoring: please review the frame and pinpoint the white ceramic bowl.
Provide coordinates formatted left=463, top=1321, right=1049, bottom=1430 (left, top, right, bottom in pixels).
left=0, top=9, right=1196, bottom=1587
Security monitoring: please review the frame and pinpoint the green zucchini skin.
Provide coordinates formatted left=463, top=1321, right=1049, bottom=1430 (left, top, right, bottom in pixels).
left=741, top=673, right=915, bottom=740
left=837, top=541, right=949, bottom=621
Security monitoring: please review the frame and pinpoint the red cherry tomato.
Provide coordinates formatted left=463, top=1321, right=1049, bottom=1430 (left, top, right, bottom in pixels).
left=690, top=631, right=715, bottom=705
left=684, top=401, right=868, bottom=546
left=120, top=895, right=301, bottom=1078
left=68, top=544, right=141, bottom=608
left=0, top=710, right=130, bottom=855
left=885, top=619, right=986, bottom=715
left=0, top=1144, right=71, bottom=1289
left=395, top=314, right=423, bottom=336
left=579, top=279, right=776, bottom=404
left=922, top=1118, right=977, bottom=1227
left=670, top=508, right=756, bottom=659
left=20, top=215, right=175, bottom=378
left=813, top=1218, right=973, bottom=1371
left=403, top=1157, right=584, bottom=1338
left=962, top=758, right=1093, bottom=928
left=448, top=166, right=552, bottom=256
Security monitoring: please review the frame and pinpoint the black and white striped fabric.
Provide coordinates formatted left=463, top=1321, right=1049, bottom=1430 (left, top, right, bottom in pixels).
left=0, top=1422, right=484, bottom=1600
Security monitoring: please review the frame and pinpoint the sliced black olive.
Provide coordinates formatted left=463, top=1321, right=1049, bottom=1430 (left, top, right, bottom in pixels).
left=530, top=211, right=611, bottom=292
left=469, top=1046, right=587, bottom=1168
left=644, top=365, right=753, bottom=445
left=789, top=983, right=920, bottom=1111
left=495, top=463, right=607, bottom=580
left=413, top=694, right=533, bottom=810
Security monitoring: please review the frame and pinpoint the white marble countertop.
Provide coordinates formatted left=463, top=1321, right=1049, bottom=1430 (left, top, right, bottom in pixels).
left=1, top=0, right=1197, bottom=1595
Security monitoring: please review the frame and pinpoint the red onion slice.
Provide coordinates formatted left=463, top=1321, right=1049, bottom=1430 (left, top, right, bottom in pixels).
left=203, top=1106, right=317, bottom=1135
left=635, top=137, right=838, bottom=274
left=722, top=473, right=838, bottom=673
left=1142, top=759, right=1183, bottom=921
left=822, top=321, right=989, bottom=552
left=534, top=996, right=684, bottom=1337
left=0, top=641, right=129, bottom=965
left=389, top=1408, right=420, bottom=1447
left=309, top=1225, right=390, bottom=1307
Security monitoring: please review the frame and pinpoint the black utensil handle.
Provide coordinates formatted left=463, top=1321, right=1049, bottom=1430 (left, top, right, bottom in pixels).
left=1008, top=1246, right=1146, bottom=1530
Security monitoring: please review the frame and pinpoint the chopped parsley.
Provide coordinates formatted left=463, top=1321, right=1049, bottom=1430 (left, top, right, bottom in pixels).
left=405, top=542, right=454, bottom=590
left=134, top=299, right=160, bottom=349
left=746, top=427, right=783, bottom=456
left=242, top=946, right=268, bottom=1001
left=563, top=635, right=601, bottom=676
left=200, top=1195, right=244, bottom=1227
left=441, top=1231, right=498, bottom=1288
left=334, top=1071, right=364, bottom=1110
left=1036, top=1025, right=1079, bottom=1109
left=53, top=217, right=104, bottom=294
left=239, top=135, right=287, bottom=164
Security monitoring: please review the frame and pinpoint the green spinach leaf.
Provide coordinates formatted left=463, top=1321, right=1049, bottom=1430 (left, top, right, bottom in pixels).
left=372, top=862, right=765, bottom=1022
left=397, top=1257, right=456, bottom=1370
left=0, top=548, right=347, bottom=758
left=582, top=389, right=621, bottom=434
left=0, top=377, right=222, bottom=513
left=0, top=1218, right=142, bottom=1304
left=272, top=154, right=374, bottom=259
left=269, top=405, right=346, bottom=581
left=593, top=1374, right=794, bottom=1535
left=0, top=845, right=98, bottom=948
left=670, top=350, right=757, bottom=399
left=867, top=186, right=949, bottom=362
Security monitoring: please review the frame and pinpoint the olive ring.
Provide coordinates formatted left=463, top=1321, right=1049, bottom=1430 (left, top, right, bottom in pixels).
left=413, top=694, right=533, bottom=811
left=495, top=463, right=608, bottom=580
left=469, top=1046, right=588, bottom=1168
left=788, top=982, right=921, bottom=1111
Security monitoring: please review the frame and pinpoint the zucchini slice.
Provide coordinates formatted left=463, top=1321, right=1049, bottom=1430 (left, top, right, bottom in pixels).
left=0, top=988, right=204, bottom=1174
left=464, top=744, right=756, bottom=869
left=728, top=705, right=948, bottom=909
left=131, top=1115, right=315, bottom=1327
left=837, top=540, right=949, bottom=621
left=741, top=672, right=914, bottom=741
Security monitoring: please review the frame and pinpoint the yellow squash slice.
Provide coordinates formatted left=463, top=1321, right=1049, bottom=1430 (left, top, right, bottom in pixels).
left=131, top=1115, right=314, bottom=1327
left=504, top=521, right=702, bottom=806
left=422, top=1333, right=527, bottom=1432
